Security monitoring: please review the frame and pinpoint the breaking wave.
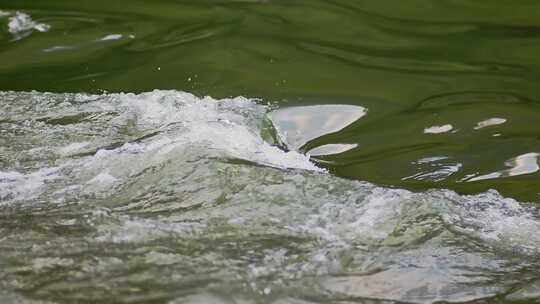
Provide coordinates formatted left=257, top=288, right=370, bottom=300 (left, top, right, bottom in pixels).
left=0, top=90, right=539, bottom=303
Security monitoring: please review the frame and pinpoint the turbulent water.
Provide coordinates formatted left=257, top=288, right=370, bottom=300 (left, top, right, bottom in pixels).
left=0, top=90, right=539, bottom=303
left=1, top=1, right=540, bottom=303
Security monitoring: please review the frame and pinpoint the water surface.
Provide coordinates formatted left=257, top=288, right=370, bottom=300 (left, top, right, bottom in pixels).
left=1, top=1, right=540, bottom=303
left=1, top=0, right=540, bottom=201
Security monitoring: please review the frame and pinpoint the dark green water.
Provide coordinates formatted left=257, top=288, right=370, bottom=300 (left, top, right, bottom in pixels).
left=1, top=1, right=540, bottom=303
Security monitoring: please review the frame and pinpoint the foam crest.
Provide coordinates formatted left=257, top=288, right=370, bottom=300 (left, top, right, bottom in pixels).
left=0, top=91, right=319, bottom=205
left=112, top=91, right=317, bottom=169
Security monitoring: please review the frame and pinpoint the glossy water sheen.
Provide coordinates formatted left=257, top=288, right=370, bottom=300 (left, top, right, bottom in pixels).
left=0, top=1, right=539, bottom=303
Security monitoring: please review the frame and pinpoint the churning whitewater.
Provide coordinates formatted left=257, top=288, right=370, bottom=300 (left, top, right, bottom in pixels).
left=0, top=90, right=539, bottom=303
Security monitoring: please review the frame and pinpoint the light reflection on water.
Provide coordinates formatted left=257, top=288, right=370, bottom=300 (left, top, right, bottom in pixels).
left=474, top=117, right=507, bottom=130
left=403, top=156, right=463, bottom=182
left=424, top=124, right=454, bottom=134
left=308, top=143, right=358, bottom=156
left=269, top=104, right=366, bottom=153
left=468, top=152, right=540, bottom=182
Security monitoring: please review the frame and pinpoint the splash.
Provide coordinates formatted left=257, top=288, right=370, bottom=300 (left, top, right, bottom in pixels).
left=1, top=11, right=50, bottom=40
left=0, top=90, right=539, bottom=303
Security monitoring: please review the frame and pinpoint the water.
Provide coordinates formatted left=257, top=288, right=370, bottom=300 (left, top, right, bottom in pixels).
left=1, top=90, right=539, bottom=303
left=0, top=1, right=540, bottom=303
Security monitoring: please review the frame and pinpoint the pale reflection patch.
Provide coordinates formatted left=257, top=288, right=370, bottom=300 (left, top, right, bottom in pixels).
left=308, top=143, right=358, bottom=156
left=100, top=34, right=123, bottom=41
left=403, top=156, right=462, bottom=182
left=424, top=124, right=453, bottom=134
left=43, top=45, right=74, bottom=52
left=269, top=104, right=367, bottom=151
left=468, top=152, right=540, bottom=182
left=474, top=118, right=506, bottom=130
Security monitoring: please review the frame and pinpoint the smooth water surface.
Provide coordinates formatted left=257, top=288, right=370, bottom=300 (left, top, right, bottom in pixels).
left=1, top=1, right=540, bottom=303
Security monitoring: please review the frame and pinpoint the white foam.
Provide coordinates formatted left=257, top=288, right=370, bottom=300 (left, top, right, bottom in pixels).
left=441, top=189, right=540, bottom=254
left=7, top=11, right=50, bottom=37
left=0, top=168, right=59, bottom=203
left=84, top=172, right=118, bottom=194
left=105, top=91, right=321, bottom=171
left=59, top=142, right=90, bottom=156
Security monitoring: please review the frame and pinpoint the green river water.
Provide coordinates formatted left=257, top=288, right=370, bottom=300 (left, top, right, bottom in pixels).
left=0, top=1, right=539, bottom=303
